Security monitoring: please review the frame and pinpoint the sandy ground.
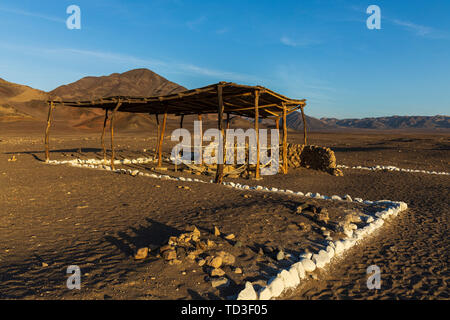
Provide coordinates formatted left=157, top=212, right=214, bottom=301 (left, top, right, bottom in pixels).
left=0, top=123, right=448, bottom=300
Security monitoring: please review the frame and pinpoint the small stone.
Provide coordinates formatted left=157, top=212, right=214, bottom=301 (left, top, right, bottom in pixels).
left=276, top=249, right=285, bottom=261
left=207, top=256, right=223, bottom=269
left=134, top=247, right=149, bottom=260
left=206, top=239, right=215, bottom=248
left=225, top=234, right=235, bottom=240
left=160, top=244, right=173, bottom=253
left=41, top=262, right=48, bottom=267
left=214, top=226, right=221, bottom=236
left=211, top=268, right=225, bottom=277
left=162, top=250, right=177, bottom=261
left=198, top=259, right=206, bottom=267
left=211, top=277, right=229, bottom=288
left=234, top=267, right=242, bottom=274
left=217, top=251, right=236, bottom=265
left=169, top=259, right=182, bottom=265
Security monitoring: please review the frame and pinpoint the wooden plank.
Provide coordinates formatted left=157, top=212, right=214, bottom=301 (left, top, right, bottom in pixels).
left=301, top=106, right=307, bottom=145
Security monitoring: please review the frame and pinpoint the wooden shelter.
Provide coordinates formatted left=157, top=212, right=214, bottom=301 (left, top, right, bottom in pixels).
left=46, top=82, right=307, bottom=183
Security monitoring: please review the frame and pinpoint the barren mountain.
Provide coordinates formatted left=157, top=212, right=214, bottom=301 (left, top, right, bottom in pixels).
left=49, top=68, right=186, bottom=100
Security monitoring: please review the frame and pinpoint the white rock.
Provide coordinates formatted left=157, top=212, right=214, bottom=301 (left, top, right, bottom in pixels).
left=288, top=266, right=300, bottom=287
left=326, top=246, right=335, bottom=259
left=312, top=250, right=330, bottom=269
left=267, top=277, right=284, bottom=297
left=278, top=269, right=296, bottom=289
left=334, top=241, right=345, bottom=255
left=291, top=262, right=306, bottom=279
left=237, top=282, right=258, bottom=300
left=344, top=194, right=353, bottom=202
left=301, top=258, right=316, bottom=272
left=299, top=252, right=312, bottom=260
left=331, top=195, right=342, bottom=201
left=258, top=287, right=272, bottom=300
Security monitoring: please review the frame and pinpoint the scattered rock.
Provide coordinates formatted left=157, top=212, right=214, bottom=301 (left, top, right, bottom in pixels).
left=276, top=249, right=285, bottom=261
left=162, top=250, right=177, bottom=261
left=169, top=259, right=182, bottom=265
left=210, top=268, right=225, bottom=277
left=134, top=247, right=149, bottom=260
left=198, top=259, right=206, bottom=267
left=206, top=256, right=223, bottom=269
left=225, top=234, right=235, bottom=240
left=214, top=226, right=221, bottom=236
left=211, top=277, right=229, bottom=288
left=234, top=267, right=242, bottom=274
left=217, top=251, right=236, bottom=265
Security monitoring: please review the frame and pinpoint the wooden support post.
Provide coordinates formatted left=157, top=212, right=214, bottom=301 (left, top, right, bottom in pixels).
left=254, top=90, right=261, bottom=180
left=226, top=113, right=230, bottom=129
left=154, top=114, right=160, bottom=160
left=110, top=101, right=122, bottom=170
left=282, top=103, right=288, bottom=174
left=157, top=112, right=167, bottom=168
left=214, top=85, right=224, bottom=184
left=275, top=117, right=280, bottom=131
left=300, top=106, right=307, bottom=145
left=180, top=114, right=184, bottom=128
left=101, top=109, right=109, bottom=162
left=44, top=102, right=54, bottom=162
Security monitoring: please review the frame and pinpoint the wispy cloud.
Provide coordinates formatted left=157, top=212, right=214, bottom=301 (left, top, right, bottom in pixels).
left=0, top=43, right=258, bottom=84
left=280, top=36, right=320, bottom=48
left=0, top=6, right=65, bottom=23
left=186, top=16, right=206, bottom=30
left=391, top=19, right=433, bottom=36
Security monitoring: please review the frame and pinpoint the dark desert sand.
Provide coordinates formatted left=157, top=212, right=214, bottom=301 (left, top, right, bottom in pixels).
left=0, top=123, right=448, bottom=300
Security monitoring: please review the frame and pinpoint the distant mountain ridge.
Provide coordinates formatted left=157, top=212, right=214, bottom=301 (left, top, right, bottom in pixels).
left=287, top=112, right=449, bottom=131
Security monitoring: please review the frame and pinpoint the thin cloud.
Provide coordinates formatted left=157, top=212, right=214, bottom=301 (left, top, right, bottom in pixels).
left=0, top=43, right=258, bottom=83
left=0, top=6, right=65, bottom=23
left=280, top=36, right=320, bottom=47
left=391, top=19, right=433, bottom=36
left=186, top=16, right=206, bottom=30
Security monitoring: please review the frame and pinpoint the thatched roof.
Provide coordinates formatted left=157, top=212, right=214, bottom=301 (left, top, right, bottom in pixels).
left=48, top=82, right=306, bottom=119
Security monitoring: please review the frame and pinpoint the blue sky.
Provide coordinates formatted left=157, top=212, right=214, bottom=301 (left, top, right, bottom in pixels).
left=0, top=0, right=449, bottom=118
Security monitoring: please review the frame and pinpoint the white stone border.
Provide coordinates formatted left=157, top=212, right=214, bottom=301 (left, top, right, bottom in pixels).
left=337, top=164, right=449, bottom=176
left=45, top=158, right=409, bottom=300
